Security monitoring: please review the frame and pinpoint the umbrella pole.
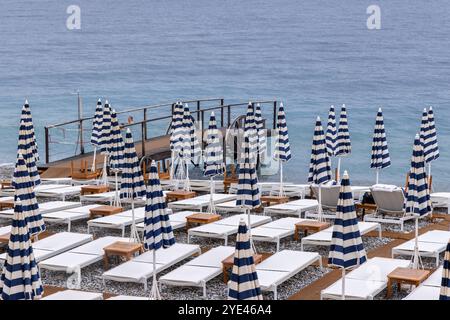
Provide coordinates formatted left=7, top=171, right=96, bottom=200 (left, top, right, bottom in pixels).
left=101, top=154, right=108, bottom=185
left=91, top=147, right=97, bottom=172
left=412, top=216, right=423, bottom=269
left=279, top=161, right=284, bottom=197
left=247, top=208, right=256, bottom=254
left=113, top=171, right=120, bottom=207
left=130, top=199, right=139, bottom=243
left=208, top=176, right=214, bottom=214
left=150, top=249, right=161, bottom=300
left=376, top=169, right=379, bottom=185
left=341, top=268, right=346, bottom=300
left=337, top=158, right=341, bottom=181
left=185, top=159, right=190, bottom=192
left=318, top=184, right=323, bottom=222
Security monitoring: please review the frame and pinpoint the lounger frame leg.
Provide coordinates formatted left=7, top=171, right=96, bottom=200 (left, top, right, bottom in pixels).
left=68, top=220, right=71, bottom=232
left=202, top=281, right=207, bottom=298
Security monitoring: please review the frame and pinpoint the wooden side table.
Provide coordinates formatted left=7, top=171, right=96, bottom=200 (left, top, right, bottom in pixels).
left=355, top=203, right=377, bottom=220
left=89, top=205, right=123, bottom=219
left=103, top=241, right=144, bottom=269
left=0, top=180, right=12, bottom=189
left=0, top=199, right=15, bottom=210
left=166, top=190, right=197, bottom=202
left=0, top=233, right=10, bottom=244
left=294, top=220, right=330, bottom=240
left=223, top=178, right=238, bottom=194
left=386, top=267, right=430, bottom=298
left=186, top=213, right=221, bottom=229
left=260, top=195, right=289, bottom=206
left=222, top=254, right=263, bottom=283
left=81, top=185, right=110, bottom=195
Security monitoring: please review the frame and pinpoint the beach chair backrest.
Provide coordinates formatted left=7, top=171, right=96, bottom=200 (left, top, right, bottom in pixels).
left=311, top=185, right=341, bottom=210
left=371, top=187, right=405, bottom=214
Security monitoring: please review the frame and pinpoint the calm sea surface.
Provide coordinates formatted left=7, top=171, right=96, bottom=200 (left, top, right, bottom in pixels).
left=1, top=0, right=450, bottom=189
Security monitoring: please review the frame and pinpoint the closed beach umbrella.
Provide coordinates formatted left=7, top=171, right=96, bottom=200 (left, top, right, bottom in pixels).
left=236, top=133, right=260, bottom=249
left=20, top=100, right=39, bottom=163
left=204, top=112, right=225, bottom=213
left=12, top=154, right=45, bottom=237
left=335, top=105, right=351, bottom=179
left=144, top=161, right=175, bottom=299
left=228, top=219, right=262, bottom=300
left=180, top=104, right=201, bottom=191
left=370, top=108, right=391, bottom=184
left=120, top=128, right=146, bottom=242
left=90, top=99, right=103, bottom=172
left=244, top=102, right=258, bottom=156
left=439, top=240, right=450, bottom=300
left=325, top=105, right=337, bottom=158
left=328, top=171, right=367, bottom=300
left=405, top=133, right=431, bottom=269
left=109, top=109, right=125, bottom=206
left=273, top=103, right=291, bottom=197
left=169, top=102, right=185, bottom=183
left=99, top=101, right=112, bottom=185
left=0, top=198, right=43, bottom=300
left=421, top=107, right=440, bottom=179
left=308, top=116, right=332, bottom=221
left=17, top=119, right=40, bottom=187
left=254, top=103, right=266, bottom=161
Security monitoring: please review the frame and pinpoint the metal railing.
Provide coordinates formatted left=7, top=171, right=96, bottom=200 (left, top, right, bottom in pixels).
left=43, top=98, right=279, bottom=164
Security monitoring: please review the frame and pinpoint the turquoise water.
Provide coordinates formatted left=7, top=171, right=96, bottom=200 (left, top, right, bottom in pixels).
left=1, top=0, right=450, bottom=189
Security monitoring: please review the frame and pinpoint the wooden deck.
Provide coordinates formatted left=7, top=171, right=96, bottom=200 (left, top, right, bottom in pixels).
left=40, top=135, right=171, bottom=178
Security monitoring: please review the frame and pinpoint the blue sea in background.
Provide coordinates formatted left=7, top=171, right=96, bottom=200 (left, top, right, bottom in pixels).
left=1, top=0, right=450, bottom=189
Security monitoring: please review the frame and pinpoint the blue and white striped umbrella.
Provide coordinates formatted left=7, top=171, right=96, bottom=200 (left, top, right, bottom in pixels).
left=439, top=240, right=450, bottom=300
left=335, top=105, right=351, bottom=156
left=236, top=134, right=260, bottom=210
left=254, top=103, right=266, bottom=159
left=328, top=171, right=367, bottom=299
left=228, top=219, right=262, bottom=300
left=308, top=116, right=332, bottom=185
left=182, top=104, right=201, bottom=165
left=370, top=108, right=391, bottom=184
left=405, top=133, right=431, bottom=269
left=13, top=154, right=45, bottom=237
left=144, top=161, right=175, bottom=299
left=420, top=108, right=431, bottom=161
left=273, top=103, right=291, bottom=196
left=109, top=109, right=125, bottom=206
left=204, top=111, right=225, bottom=177
left=90, top=99, right=103, bottom=171
left=120, top=128, right=146, bottom=242
left=20, top=100, right=39, bottom=163
left=308, top=116, right=332, bottom=222
left=99, top=101, right=112, bottom=155
left=427, top=107, right=439, bottom=162
left=169, top=102, right=185, bottom=181
left=17, top=119, right=41, bottom=187
left=244, top=102, right=258, bottom=156
left=325, top=105, right=337, bottom=157
left=0, top=198, right=43, bottom=300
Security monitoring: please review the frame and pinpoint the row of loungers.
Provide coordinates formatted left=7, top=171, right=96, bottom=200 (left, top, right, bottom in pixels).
left=167, top=193, right=236, bottom=211
left=0, top=200, right=81, bottom=219
left=42, top=290, right=149, bottom=300
left=403, top=266, right=443, bottom=300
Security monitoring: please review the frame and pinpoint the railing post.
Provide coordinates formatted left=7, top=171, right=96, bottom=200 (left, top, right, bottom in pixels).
left=79, top=119, right=84, bottom=154
left=143, top=109, right=148, bottom=140
left=220, top=106, right=224, bottom=127
left=141, top=122, right=146, bottom=157
left=45, top=127, right=50, bottom=164
left=197, top=101, right=201, bottom=122
left=201, top=110, right=205, bottom=151
left=227, top=105, right=231, bottom=127
left=273, top=101, right=278, bottom=129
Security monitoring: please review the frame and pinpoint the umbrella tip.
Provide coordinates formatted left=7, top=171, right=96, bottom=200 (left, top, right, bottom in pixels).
left=126, top=128, right=131, bottom=133
left=97, top=98, right=101, bottom=102
left=342, top=103, right=346, bottom=109
left=105, top=100, right=109, bottom=105
left=343, top=170, right=349, bottom=178
left=429, top=106, right=433, bottom=111
left=280, top=102, right=283, bottom=107
left=378, top=107, right=382, bottom=112
left=316, top=115, right=321, bottom=121
left=24, top=99, right=29, bottom=105
left=423, top=107, right=427, bottom=112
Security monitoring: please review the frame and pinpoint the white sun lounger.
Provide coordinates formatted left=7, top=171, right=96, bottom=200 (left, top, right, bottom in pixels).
left=214, top=201, right=247, bottom=214
left=168, top=193, right=236, bottom=211
left=251, top=217, right=306, bottom=251
left=0, top=225, right=10, bottom=237
left=159, top=245, right=234, bottom=297
left=1, top=184, right=65, bottom=197
left=42, top=204, right=103, bottom=231
left=80, top=191, right=117, bottom=205
left=258, top=182, right=293, bottom=195
left=321, top=257, right=411, bottom=300
left=42, top=289, right=103, bottom=300
left=41, top=178, right=73, bottom=185
left=430, top=192, right=450, bottom=213
left=87, top=207, right=147, bottom=236
left=256, top=250, right=322, bottom=300
left=136, top=210, right=194, bottom=233
left=263, top=199, right=319, bottom=218
left=0, top=196, right=13, bottom=203
left=301, top=222, right=382, bottom=251
left=106, top=295, right=150, bottom=300
left=403, top=266, right=443, bottom=300
left=35, top=185, right=83, bottom=201
left=0, top=232, right=93, bottom=263
left=391, top=230, right=450, bottom=267
left=0, top=201, right=82, bottom=219
left=187, top=214, right=272, bottom=245
left=102, top=243, right=201, bottom=290
left=39, top=236, right=131, bottom=286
